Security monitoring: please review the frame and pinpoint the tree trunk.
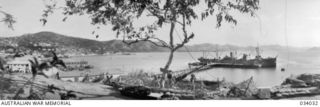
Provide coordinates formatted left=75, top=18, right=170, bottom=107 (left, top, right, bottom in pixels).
left=164, top=49, right=174, bottom=70
left=160, top=49, right=175, bottom=88
left=160, top=21, right=176, bottom=88
left=161, top=19, right=176, bottom=71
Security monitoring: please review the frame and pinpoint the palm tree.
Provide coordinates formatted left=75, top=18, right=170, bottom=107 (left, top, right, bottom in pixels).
left=29, top=58, right=45, bottom=78
left=13, top=57, right=45, bottom=99
left=28, top=51, right=67, bottom=79
left=50, top=51, right=66, bottom=68
left=14, top=52, right=68, bottom=99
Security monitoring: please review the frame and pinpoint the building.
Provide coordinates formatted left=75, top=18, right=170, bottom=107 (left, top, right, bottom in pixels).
left=32, top=42, right=57, bottom=52
left=64, top=61, right=88, bottom=67
left=40, top=46, right=56, bottom=51
left=6, top=60, right=31, bottom=73
left=63, top=61, right=91, bottom=71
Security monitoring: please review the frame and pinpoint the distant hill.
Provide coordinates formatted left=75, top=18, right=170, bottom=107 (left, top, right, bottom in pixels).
left=307, top=47, right=320, bottom=52
left=0, top=31, right=311, bottom=54
left=180, top=44, right=289, bottom=52
left=0, top=31, right=168, bottom=54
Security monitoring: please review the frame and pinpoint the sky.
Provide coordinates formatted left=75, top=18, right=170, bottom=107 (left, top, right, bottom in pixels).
left=0, top=0, right=320, bottom=47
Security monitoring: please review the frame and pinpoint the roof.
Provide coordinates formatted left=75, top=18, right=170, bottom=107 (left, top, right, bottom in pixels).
left=6, top=56, right=33, bottom=64
left=7, top=60, right=30, bottom=64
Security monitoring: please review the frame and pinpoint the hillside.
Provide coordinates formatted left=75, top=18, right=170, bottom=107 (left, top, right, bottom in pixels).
left=0, top=31, right=168, bottom=54
left=0, top=31, right=311, bottom=54
left=3, top=32, right=102, bottom=49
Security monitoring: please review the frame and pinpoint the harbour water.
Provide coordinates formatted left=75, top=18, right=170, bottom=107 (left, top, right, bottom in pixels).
left=66, top=49, right=320, bottom=87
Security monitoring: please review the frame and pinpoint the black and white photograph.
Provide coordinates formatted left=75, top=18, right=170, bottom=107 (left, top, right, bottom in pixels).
left=0, top=0, right=320, bottom=105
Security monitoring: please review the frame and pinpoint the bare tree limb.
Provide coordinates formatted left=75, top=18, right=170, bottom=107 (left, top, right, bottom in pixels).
left=149, top=37, right=170, bottom=48
left=122, top=36, right=170, bottom=49
left=173, top=13, right=194, bottom=51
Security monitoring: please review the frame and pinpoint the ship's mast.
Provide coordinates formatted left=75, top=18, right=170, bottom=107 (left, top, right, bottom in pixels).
left=255, top=43, right=262, bottom=59
left=202, top=50, right=207, bottom=58
left=215, top=44, right=219, bottom=59
left=256, top=46, right=260, bottom=57
left=284, top=0, right=290, bottom=68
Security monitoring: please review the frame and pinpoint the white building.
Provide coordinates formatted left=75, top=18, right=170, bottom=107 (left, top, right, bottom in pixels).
left=6, top=60, right=31, bottom=73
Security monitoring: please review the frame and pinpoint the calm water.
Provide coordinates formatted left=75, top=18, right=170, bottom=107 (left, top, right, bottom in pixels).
left=65, top=50, right=320, bottom=87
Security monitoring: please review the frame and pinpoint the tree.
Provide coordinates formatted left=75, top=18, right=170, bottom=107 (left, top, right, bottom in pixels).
left=13, top=52, right=67, bottom=100
left=0, top=7, right=15, bottom=29
left=41, top=0, right=259, bottom=87
left=0, top=7, right=15, bottom=71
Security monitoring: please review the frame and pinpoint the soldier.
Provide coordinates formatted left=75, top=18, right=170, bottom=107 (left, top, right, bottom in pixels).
left=190, top=74, right=196, bottom=91
left=159, top=68, right=168, bottom=88
left=56, top=72, right=60, bottom=80
left=167, top=72, right=175, bottom=88
left=152, top=75, right=160, bottom=88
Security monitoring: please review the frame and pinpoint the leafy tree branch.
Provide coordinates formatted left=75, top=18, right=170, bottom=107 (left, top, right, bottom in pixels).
left=0, top=9, right=16, bottom=29
left=41, top=0, right=259, bottom=87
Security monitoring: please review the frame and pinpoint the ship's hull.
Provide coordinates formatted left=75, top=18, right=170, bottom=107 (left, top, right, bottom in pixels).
left=192, top=57, right=277, bottom=69
left=209, top=63, right=261, bottom=68
left=259, top=58, right=277, bottom=68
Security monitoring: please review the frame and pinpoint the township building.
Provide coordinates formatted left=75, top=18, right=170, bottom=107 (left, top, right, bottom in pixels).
left=64, top=61, right=88, bottom=67
left=6, top=60, right=31, bottom=73
left=31, top=42, right=57, bottom=52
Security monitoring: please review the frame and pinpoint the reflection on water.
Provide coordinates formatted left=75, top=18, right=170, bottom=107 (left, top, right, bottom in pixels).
left=196, top=68, right=282, bottom=87
left=65, top=50, right=320, bottom=87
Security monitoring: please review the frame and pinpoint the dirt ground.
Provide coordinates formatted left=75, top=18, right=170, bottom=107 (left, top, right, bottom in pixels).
left=0, top=73, right=129, bottom=100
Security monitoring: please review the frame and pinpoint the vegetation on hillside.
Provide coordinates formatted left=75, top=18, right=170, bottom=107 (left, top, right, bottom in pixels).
left=0, top=31, right=300, bottom=54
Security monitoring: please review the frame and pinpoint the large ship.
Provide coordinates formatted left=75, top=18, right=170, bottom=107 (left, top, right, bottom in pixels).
left=189, top=47, right=277, bottom=68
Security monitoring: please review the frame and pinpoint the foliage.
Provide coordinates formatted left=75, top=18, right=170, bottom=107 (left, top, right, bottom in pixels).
left=41, top=0, right=259, bottom=48
left=0, top=8, right=16, bottom=29
left=12, top=52, right=66, bottom=99
left=41, top=0, right=259, bottom=73
left=28, top=51, right=66, bottom=79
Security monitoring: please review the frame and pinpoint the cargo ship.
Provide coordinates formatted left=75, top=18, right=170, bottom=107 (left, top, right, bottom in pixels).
left=189, top=47, right=277, bottom=68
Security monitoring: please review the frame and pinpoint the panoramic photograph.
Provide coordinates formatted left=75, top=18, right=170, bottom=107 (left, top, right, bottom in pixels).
left=1, top=0, right=320, bottom=101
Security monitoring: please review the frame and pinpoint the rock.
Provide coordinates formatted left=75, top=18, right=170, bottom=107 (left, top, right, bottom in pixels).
left=281, top=93, right=289, bottom=96
left=212, top=95, right=220, bottom=99
left=219, top=88, right=230, bottom=97
left=42, top=67, right=61, bottom=78
left=309, top=79, right=320, bottom=87
left=282, top=78, right=308, bottom=88
left=257, top=88, right=271, bottom=99
left=179, top=94, right=195, bottom=100
left=160, top=95, right=179, bottom=100
left=43, top=92, right=61, bottom=100
left=292, top=74, right=320, bottom=87
left=275, top=93, right=282, bottom=97
left=297, top=74, right=314, bottom=83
